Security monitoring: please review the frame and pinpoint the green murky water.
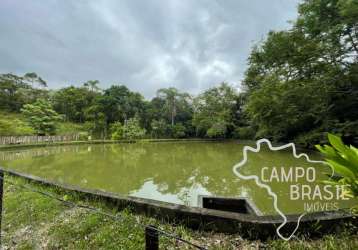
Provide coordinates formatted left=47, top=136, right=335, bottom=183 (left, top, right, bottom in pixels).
left=0, top=141, right=355, bottom=215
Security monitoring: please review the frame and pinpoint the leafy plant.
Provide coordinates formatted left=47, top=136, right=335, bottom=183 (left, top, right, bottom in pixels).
left=316, top=133, right=358, bottom=198
left=21, top=99, right=62, bottom=135
left=0, top=117, right=35, bottom=136
left=150, top=119, right=169, bottom=138
left=193, top=83, right=238, bottom=138
left=123, top=118, right=146, bottom=139
left=207, top=121, right=227, bottom=138
left=111, top=118, right=146, bottom=140
left=110, top=122, right=124, bottom=140
left=233, top=126, right=256, bottom=139
left=171, top=123, right=186, bottom=138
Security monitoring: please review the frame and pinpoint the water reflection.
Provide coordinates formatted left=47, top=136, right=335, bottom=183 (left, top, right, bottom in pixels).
left=0, top=142, right=355, bottom=215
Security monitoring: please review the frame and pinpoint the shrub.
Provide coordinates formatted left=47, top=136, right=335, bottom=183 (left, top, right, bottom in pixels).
left=21, top=99, right=61, bottom=135
left=110, top=122, right=124, bottom=140
left=111, top=122, right=124, bottom=140
left=111, top=118, right=146, bottom=140
left=123, top=118, right=146, bottom=139
left=78, top=132, right=89, bottom=141
left=0, top=118, right=34, bottom=136
left=150, top=119, right=169, bottom=138
left=207, top=122, right=226, bottom=138
left=171, top=123, right=186, bottom=138
left=233, top=126, right=256, bottom=139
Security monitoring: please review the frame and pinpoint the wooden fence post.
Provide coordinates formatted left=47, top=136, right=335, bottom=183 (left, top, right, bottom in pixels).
left=145, top=225, right=159, bottom=250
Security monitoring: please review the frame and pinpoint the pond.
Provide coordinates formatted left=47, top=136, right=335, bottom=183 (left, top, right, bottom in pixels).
left=0, top=141, right=355, bottom=215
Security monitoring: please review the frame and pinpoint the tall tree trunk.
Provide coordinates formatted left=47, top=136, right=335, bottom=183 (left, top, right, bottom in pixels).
left=171, top=99, right=176, bottom=126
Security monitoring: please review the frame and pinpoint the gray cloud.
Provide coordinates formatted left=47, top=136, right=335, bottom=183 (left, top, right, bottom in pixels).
left=0, top=0, right=299, bottom=98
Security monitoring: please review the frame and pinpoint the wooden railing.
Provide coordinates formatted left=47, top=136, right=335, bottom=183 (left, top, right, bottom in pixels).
left=0, top=134, right=79, bottom=145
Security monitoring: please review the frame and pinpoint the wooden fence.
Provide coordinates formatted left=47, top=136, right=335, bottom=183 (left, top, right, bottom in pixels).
left=0, top=134, right=79, bottom=145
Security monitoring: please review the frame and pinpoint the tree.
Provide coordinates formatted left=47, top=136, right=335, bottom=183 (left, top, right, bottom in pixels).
left=111, top=117, right=146, bottom=140
left=101, top=85, right=146, bottom=124
left=171, top=123, right=186, bottom=138
left=246, top=78, right=330, bottom=141
left=0, top=73, right=48, bottom=112
left=147, top=97, right=167, bottom=122
left=110, top=122, right=124, bottom=140
left=150, top=119, right=169, bottom=138
left=21, top=99, right=62, bottom=135
left=157, top=87, right=191, bottom=126
left=192, top=83, right=239, bottom=138
left=297, top=0, right=358, bottom=57
left=83, top=80, right=100, bottom=92
left=52, top=85, right=97, bottom=122
left=83, top=101, right=107, bottom=138
left=243, top=0, right=358, bottom=146
left=123, top=117, right=146, bottom=139
left=207, top=121, right=227, bottom=138
left=23, top=72, right=47, bottom=88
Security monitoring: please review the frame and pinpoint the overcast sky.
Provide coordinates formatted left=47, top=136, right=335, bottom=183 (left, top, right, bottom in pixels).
left=0, top=0, right=299, bottom=98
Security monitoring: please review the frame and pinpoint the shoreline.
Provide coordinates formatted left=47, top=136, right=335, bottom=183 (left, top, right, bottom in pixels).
left=0, top=167, right=356, bottom=239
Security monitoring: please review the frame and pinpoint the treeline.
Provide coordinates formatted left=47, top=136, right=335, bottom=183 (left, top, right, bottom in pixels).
left=0, top=0, right=357, bottom=147
left=0, top=73, right=242, bottom=140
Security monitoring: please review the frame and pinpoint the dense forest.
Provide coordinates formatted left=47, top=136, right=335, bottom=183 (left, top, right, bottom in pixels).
left=0, top=0, right=357, bottom=147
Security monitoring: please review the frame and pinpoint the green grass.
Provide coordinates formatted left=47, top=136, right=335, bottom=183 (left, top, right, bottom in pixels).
left=0, top=112, right=34, bottom=136
left=0, top=111, right=85, bottom=136
left=56, top=122, right=85, bottom=135
left=1, top=175, right=358, bottom=249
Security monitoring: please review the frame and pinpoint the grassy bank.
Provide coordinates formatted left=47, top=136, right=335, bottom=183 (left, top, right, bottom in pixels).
left=1, top=174, right=358, bottom=249
left=0, top=138, right=222, bottom=150
left=0, top=111, right=85, bottom=136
